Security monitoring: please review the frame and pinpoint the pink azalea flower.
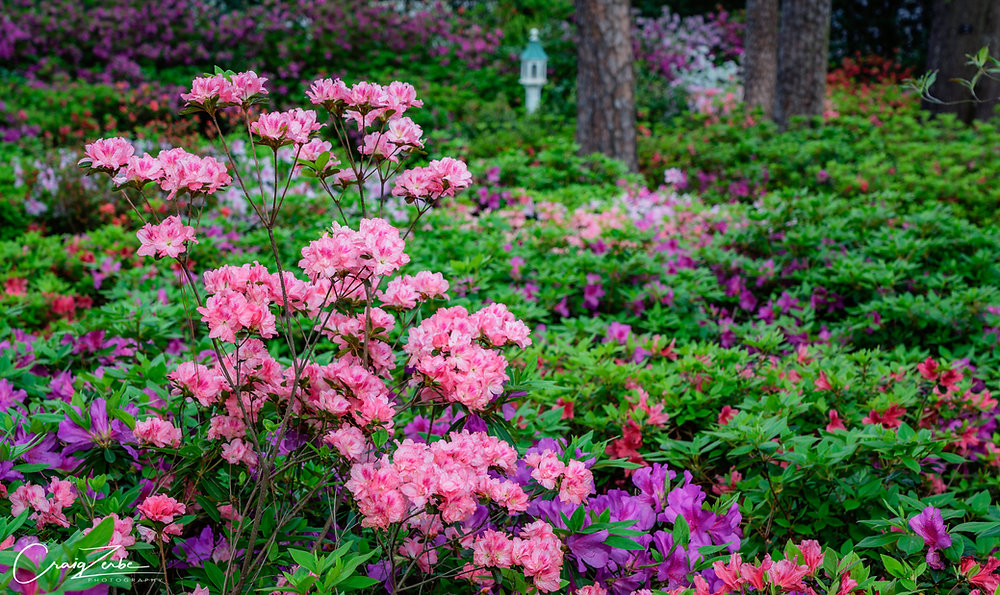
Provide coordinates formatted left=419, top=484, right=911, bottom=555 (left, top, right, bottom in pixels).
left=138, top=494, right=186, bottom=523
left=80, top=137, right=135, bottom=171
left=136, top=216, right=198, bottom=259
left=134, top=417, right=183, bottom=448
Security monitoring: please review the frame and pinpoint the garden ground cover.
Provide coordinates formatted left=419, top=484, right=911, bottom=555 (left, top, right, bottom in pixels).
left=4, top=3, right=1000, bottom=595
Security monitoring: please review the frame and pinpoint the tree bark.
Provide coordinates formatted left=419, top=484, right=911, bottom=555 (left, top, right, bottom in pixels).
left=744, top=0, right=780, bottom=119
left=924, top=0, right=1000, bottom=123
left=774, top=0, right=832, bottom=127
left=575, top=0, right=638, bottom=172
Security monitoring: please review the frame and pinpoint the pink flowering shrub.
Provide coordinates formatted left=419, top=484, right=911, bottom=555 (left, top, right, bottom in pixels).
left=66, top=68, right=610, bottom=594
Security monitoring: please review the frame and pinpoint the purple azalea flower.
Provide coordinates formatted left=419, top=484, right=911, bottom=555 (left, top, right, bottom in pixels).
left=605, top=322, right=632, bottom=345
left=631, top=345, right=651, bottom=363
left=583, top=274, right=605, bottom=310
left=0, top=378, right=27, bottom=412
left=57, top=398, right=137, bottom=457
left=909, top=506, right=951, bottom=569
left=175, top=526, right=217, bottom=565
left=174, top=526, right=230, bottom=567
left=533, top=499, right=613, bottom=573
left=664, top=472, right=713, bottom=530
left=567, top=531, right=611, bottom=572
left=11, top=422, right=63, bottom=473
left=0, top=460, right=21, bottom=482
left=49, top=371, right=75, bottom=402
left=651, top=531, right=691, bottom=585
left=632, top=463, right=675, bottom=513
left=554, top=296, right=570, bottom=317
left=708, top=502, right=743, bottom=552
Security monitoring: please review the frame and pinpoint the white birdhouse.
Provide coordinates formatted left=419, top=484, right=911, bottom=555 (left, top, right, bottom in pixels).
left=519, top=28, right=548, bottom=114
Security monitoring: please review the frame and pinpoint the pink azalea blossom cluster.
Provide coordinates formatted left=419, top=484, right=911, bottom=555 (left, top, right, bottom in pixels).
left=82, top=140, right=232, bottom=197
left=524, top=449, right=595, bottom=504
left=304, top=77, right=472, bottom=202
left=346, top=432, right=528, bottom=529
left=136, top=216, right=198, bottom=259
left=377, top=271, right=449, bottom=310
left=468, top=520, right=565, bottom=592
left=298, top=217, right=410, bottom=281
left=81, top=514, right=136, bottom=561
left=137, top=493, right=186, bottom=542
left=295, top=355, right=396, bottom=429
left=314, top=306, right=398, bottom=378
left=181, top=70, right=268, bottom=108
left=360, top=116, right=424, bottom=163
left=306, top=79, right=424, bottom=129
left=196, top=262, right=283, bottom=342
left=403, top=303, right=531, bottom=410
left=707, top=541, right=826, bottom=594
left=169, top=333, right=395, bottom=464
left=134, top=416, right=183, bottom=448
left=250, top=108, right=324, bottom=147
left=9, top=478, right=76, bottom=529
left=391, top=157, right=473, bottom=203
left=220, top=438, right=259, bottom=466
left=170, top=361, right=224, bottom=407
left=155, top=147, right=232, bottom=196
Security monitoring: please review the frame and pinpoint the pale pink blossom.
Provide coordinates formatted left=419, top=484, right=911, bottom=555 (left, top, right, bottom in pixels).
left=134, top=417, right=183, bottom=448
left=80, top=137, right=135, bottom=170
left=136, top=215, right=197, bottom=259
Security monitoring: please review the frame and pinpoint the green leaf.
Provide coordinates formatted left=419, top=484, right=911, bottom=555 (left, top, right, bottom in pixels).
left=372, top=428, right=389, bottom=448
left=288, top=548, right=317, bottom=573
left=603, top=535, right=645, bottom=551
left=896, top=534, right=925, bottom=556
left=672, top=514, right=690, bottom=548
left=338, top=575, right=381, bottom=591
left=205, top=561, right=226, bottom=588
left=856, top=534, right=900, bottom=549
left=881, top=554, right=907, bottom=579
left=75, top=516, right=115, bottom=552
left=952, top=521, right=1000, bottom=534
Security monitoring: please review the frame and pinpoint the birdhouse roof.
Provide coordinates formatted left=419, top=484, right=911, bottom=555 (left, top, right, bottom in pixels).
left=520, top=39, right=547, bottom=61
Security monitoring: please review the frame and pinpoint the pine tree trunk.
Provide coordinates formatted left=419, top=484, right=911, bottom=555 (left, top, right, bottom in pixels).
left=924, top=0, right=1000, bottom=123
left=575, top=0, right=638, bottom=172
left=744, top=0, right=780, bottom=119
left=774, top=0, right=832, bottom=127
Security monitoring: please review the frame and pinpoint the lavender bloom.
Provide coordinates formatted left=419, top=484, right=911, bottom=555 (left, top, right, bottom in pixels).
left=174, top=526, right=230, bottom=567
left=57, top=398, right=137, bottom=457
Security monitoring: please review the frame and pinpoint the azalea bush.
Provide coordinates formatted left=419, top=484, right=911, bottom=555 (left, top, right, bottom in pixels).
left=0, top=69, right=670, bottom=595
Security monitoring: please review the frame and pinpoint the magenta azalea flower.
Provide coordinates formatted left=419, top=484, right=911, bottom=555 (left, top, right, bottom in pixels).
left=909, top=506, right=952, bottom=569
